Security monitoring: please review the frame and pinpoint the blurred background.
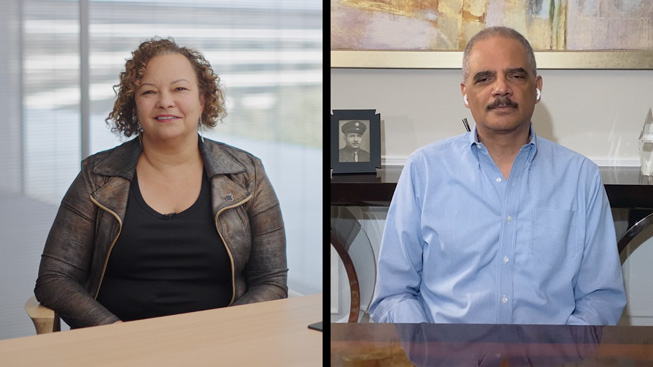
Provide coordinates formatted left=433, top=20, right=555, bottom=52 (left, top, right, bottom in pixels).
left=0, top=0, right=322, bottom=339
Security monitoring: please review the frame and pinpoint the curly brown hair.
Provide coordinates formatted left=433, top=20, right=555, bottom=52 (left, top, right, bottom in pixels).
left=106, top=37, right=227, bottom=137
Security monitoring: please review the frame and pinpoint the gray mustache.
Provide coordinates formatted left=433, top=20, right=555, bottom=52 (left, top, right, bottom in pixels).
left=486, top=97, right=518, bottom=111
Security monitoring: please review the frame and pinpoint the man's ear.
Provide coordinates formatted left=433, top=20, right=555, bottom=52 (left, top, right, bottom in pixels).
left=461, top=83, right=469, bottom=108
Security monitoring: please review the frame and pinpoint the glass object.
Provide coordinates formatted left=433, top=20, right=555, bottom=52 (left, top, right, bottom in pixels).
left=639, top=108, right=653, bottom=176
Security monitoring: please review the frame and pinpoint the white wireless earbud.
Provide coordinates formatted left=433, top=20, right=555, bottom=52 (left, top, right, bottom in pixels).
left=463, top=94, right=469, bottom=106
left=536, top=89, right=541, bottom=101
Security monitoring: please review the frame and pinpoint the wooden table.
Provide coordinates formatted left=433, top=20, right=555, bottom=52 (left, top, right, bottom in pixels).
left=0, top=295, right=322, bottom=366
left=331, top=322, right=653, bottom=366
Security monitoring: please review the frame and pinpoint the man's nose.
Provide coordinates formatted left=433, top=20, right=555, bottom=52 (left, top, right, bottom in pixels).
left=492, top=76, right=512, bottom=97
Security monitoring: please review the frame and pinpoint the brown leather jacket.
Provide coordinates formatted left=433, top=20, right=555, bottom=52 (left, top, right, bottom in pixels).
left=35, top=137, right=287, bottom=328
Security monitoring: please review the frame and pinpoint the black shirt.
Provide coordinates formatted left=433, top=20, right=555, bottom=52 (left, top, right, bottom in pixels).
left=97, top=170, right=232, bottom=321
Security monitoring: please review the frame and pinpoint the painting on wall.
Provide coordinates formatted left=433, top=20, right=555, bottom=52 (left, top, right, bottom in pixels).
left=331, top=0, right=653, bottom=69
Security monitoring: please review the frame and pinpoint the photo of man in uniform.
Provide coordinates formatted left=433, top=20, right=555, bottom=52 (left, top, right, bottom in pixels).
left=339, top=120, right=371, bottom=163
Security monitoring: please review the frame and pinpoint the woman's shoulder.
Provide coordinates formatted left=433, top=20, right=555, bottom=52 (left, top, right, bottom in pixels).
left=82, top=138, right=141, bottom=178
left=202, top=138, right=261, bottom=163
left=200, top=138, right=264, bottom=177
left=203, top=138, right=259, bottom=159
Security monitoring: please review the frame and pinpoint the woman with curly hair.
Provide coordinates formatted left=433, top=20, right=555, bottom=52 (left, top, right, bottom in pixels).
left=34, top=38, right=287, bottom=328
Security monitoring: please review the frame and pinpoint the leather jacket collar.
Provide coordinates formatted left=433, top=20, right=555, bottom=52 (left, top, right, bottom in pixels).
left=91, top=135, right=248, bottom=179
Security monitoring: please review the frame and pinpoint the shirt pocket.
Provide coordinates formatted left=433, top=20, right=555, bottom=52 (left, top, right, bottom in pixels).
left=530, top=208, right=577, bottom=266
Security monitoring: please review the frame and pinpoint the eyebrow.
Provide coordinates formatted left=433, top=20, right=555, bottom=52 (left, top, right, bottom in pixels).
left=140, top=79, right=190, bottom=87
left=473, top=67, right=529, bottom=82
left=472, top=70, right=494, bottom=82
left=506, top=67, right=528, bottom=75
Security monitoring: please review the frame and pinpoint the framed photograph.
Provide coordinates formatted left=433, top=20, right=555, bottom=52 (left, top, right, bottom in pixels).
left=331, top=0, right=653, bottom=69
left=331, top=110, right=381, bottom=174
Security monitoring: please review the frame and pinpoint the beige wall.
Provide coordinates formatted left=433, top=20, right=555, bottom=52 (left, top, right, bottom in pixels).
left=331, top=68, right=653, bottom=166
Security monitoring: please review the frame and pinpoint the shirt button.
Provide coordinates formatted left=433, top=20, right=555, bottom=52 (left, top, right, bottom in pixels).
left=507, top=216, right=512, bottom=222
left=502, top=296, right=508, bottom=304
left=496, top=177, right=502, bottom=183
left=503, top=256, right=509, bottom=263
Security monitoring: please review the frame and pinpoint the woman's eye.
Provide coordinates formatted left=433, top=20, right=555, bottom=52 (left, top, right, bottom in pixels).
left=175, top=87, right=188, bottom=92
left=141, top=90, right=155, bottom=95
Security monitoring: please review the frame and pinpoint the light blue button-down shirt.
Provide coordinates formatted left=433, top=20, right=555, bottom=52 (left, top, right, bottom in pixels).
left=370, top=126, right=626, bottom=325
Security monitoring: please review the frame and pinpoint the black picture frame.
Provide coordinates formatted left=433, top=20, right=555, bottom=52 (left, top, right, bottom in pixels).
left=331, top=109, right=381, bottom=174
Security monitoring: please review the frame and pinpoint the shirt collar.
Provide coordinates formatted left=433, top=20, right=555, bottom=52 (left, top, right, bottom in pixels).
left=468, top=123, right=538, bottom=163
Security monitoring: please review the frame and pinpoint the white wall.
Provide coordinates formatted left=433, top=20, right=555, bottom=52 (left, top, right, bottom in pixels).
left=331, top=68, right=653, bottom=166
left=330, top=67, right=653, bottom=324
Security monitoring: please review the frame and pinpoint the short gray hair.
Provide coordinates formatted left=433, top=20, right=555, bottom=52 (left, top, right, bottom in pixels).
left=462, top=26, right=537, bottom=81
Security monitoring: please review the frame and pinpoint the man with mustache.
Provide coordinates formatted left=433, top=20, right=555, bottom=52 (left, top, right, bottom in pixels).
left=370, top=27, right=626, bottom=325
left=339, top=120, right=371, bottom=162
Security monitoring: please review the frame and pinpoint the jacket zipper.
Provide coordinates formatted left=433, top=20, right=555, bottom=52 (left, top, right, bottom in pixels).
left=215, top=194, right=253, bottom=306
left=90, top=196, right=123, bottom=300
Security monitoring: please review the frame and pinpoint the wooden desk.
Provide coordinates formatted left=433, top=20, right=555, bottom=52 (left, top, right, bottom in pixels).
left=0, top=295, right=322, bottom=367
left=331, top=166, right=653, bottom=209
left=331, top=323, right=653, bottom=366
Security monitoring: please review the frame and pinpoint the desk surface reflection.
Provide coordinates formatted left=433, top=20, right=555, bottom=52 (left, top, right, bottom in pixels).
left=331, top=323, right=653, bottom=366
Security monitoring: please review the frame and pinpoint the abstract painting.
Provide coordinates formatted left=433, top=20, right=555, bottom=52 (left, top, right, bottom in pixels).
left=331, top=0, right=653, bottom=68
